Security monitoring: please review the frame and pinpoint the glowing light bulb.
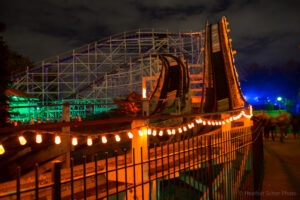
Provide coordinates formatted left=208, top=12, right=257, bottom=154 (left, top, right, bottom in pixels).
left=167, top=129, right=172, bottom=135
left=196, top=119, right=200, bottom=124
left=212, top=122, right=215, bottom=126
left=36, top=134, right=42, bottom=144
left=102, top=136, right=107, bottom=144
left=199, top=119, right=202, bottom=123
left=222, top=121, right=225, bottom=125
left=229, top=117, right=233, bottom=121
left=178, top=128, right=182, bottom=133
left=159, top=130, right=163, bottom=136
left=183, top=126, right=187, bottom=132
left=142, top=88, right=147, bottom=98
left=203, top=121, right=206, bottom=125
left=152, top=130, right=157, bottom=136
left=128, top=132, right=133, bottom=139
left=147, top=129, right=152, bottom=135
left=208, top=121, right=211, bottom=126
left=0, top=145, right=5, bottom=155
left=226, top=119, right=229, bottom=123
left=55, top=135, right=61, bottom=144
left=72, top=137, right=78, bottom=146
left=172, top=129, right=176, bottom=135
left=87, top=137, right=93, bottom=146
left=115, top=135, right=121, bottom=142
left=143, top=129, right=147, bottom=135
left=19, top=136, right=27, bottom=146
left=191, top=123, right=194, bottom=127
left=139, top=130, right=143, bottom=136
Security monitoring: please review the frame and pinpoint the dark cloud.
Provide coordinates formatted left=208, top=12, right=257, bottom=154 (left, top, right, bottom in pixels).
left=0, top=0, right=299, bottom=67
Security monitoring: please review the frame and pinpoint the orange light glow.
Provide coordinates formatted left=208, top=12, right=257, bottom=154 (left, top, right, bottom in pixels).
left=167, top=129, right=172, bottom=135
left=203, top=121, right=206, bottom=125
left=55, top=135, right=61, bottom=144
left=142, top=88, right=147, bottom=98
left=72, top=137, right=78, bottom=146
left=19, top=136, right=27, bottom=146
left=115, top=135, right=121, bottom=142
left=128, top=132, right=133, bottom=139
left=87, top=137, right=93, bottom=146
left=147, top=129, right=152, bottom=135
left=0, top=145, right=5, bottom=155
left=102, top=136, right=107, bottom=144
left=178, top=128, right=182, bottom=133
left=183, top=126, right=187, bottom=132
left=159, top=130, right=163, bottom=136
left=139, top=130, right=143, bottom=136
left=172, top=129, right=176, bottom=135
left=152, top=130, right=157, bottom=136
left=36, top=134, right=42, bottom=144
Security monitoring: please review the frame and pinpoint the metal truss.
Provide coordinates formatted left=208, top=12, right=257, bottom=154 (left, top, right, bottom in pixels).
left=12, top=29, right=205, bottom=118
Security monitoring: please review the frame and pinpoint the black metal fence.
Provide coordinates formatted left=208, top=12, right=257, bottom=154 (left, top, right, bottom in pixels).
left=0, top=121, right=264, bottom=200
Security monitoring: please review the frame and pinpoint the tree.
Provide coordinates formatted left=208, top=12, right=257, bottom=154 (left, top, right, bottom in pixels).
left=0, top=23, right=10, bottom=126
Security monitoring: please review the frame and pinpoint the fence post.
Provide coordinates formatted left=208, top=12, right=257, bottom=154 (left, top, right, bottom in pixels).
left=207, top=135, right=213, bottom=200
left=62, top=103, right=71, bottom=168
left=52, top=161, right=62, bottom=200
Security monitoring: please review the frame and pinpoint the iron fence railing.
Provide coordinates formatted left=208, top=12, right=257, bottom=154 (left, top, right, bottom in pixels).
left=0, top=120, right=264, bottom=200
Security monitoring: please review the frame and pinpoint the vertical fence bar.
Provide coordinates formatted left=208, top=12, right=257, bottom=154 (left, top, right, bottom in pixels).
left=155, top=145, right=158, bottom=200
left=208, top=135, right=213, bottom=200
left=173, top=141, right=176, bottom=184
left=140, top=147, right=144, bottom=200
left=94, top=154, right=98, bottom=199
left=133, top=148, right=137, bottom=200
left=178, top=137, right=181, bottom=191
left=70, top=158, right=74, bottom=200
left=105, top=152, right=109, bottom=200
left=124, top=149, right=128, bottom=200
left=192, top=135, right=196, bottom=190
left=201, top=135, right=204, bottom=199
left=52, top=161, right=62, bottom=200
left=83, top=155, right=87, bottom=200
left=161, top=144, right=164, bottom=200
left=187, top=135, right=191, bottom=193
left=35, top=163, right=39, bottom=200
left=183, top=135, right=186, bottom=192
left=167, top=142, right=170, bottom=198
left=115, top=151, right=119, bottom=200
left=16, top=166, right=21, bottom=200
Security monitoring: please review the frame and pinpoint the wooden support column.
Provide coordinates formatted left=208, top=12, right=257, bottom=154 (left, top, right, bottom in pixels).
left=127, top=120, right=150, bottom=200
left=62, top=104, right=71, bottom=168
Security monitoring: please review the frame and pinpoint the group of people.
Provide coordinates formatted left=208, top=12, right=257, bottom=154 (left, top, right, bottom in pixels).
left=262, top=112, right=299, bottom=142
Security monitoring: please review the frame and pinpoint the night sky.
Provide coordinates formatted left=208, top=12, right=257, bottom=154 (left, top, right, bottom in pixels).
left=1, top=0, right=300, bottom=101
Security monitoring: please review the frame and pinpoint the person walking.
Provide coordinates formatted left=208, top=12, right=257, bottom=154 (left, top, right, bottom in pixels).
left=269, top=116, right=277, bottom=141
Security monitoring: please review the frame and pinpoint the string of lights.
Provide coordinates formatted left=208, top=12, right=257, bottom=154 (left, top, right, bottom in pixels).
left=0, top=107, right=252, bottom=156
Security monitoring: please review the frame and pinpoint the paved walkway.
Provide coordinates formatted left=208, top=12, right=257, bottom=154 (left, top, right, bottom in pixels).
left=261, top=135, right=300, bottom=200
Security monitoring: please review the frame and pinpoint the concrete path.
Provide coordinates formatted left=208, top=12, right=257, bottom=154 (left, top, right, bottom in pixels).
left=261, top=135, right=300, bottom=200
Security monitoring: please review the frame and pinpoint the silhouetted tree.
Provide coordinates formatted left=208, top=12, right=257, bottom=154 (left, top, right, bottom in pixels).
left=0, top=23, right=10, bottom=126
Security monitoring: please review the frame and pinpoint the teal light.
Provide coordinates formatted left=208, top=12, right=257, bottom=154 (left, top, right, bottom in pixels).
left=277, top=96, right=282, bottom=101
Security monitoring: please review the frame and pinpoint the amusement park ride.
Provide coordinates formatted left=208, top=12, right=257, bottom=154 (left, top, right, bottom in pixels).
left=0, top=17, right=262, bottom=200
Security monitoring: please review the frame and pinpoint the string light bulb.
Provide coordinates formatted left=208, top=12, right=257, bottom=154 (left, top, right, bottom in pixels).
left=87, top=137, right=93, bottom=146
left=199, top=119, right=202, bottom=123
left=172, top=129, right=176, bottom=135
left=152, top=130, right=157, bottom=136
left=229, top=117, right=233, bottom=121
left=191, top=123, right=194, bottom=127
left=178, top=128, right=182, bottom=133
left=226, top=119, right=230, bottom=123
left=167, top=129, right=172, bottom=135
left=143, top=129, right=147, bottom=135
left=102, top=136, right=107, bottom=144
left=212, top=122, right=215, bottom=126
left=147, top=129, right=152, bottom=135
left=183, top=126, right=187, bottom=132
left=115, top=135, right=121, bottom=142
left=0, top=144, right=5, bottom=155
left=222, top=121, right=225, bottom=125
left=139, top=130, right=143, bottom=136
left=19, top=136, right=27, bottom=146
left=203, top=121, right=206, bottom=125
left=128, top=132, right=133, bottom=139
left=36, top=134, right=42, bottom=144
left=208, top=121, right=211, bottom=126
left=159, top=130, right=163, bottom=136
left=72, top=137, right=78, bottom=146
left=55, top=135, right=61, bottom=144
